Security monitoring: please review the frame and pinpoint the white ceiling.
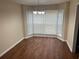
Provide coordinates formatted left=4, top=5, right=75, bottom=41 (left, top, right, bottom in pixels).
left=15, top=0, right=69, bottom=5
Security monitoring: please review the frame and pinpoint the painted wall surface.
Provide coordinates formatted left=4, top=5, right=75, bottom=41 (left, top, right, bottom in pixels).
left=67, top=0, right=77, bottom=52
left=0, top=0, right=24, bottom=55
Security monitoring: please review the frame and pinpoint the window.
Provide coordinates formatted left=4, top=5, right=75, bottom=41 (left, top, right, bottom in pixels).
left=33, top=11, right=45, bottom=15
left=26, top=9, right=64, bottom=37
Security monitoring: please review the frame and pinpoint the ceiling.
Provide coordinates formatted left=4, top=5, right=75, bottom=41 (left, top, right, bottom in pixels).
left=15, top=0, right=69, bottom=5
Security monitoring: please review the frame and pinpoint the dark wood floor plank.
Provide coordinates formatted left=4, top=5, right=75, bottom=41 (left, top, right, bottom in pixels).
left=0, top=37, right=78, bottom=59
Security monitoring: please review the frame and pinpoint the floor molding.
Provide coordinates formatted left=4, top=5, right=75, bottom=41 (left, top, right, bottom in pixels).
left=0, top=35, right=68, bottom=57
left=66, top=40, right=72, bottom=52
left=33, top=34, right=57, bottom=38
left=57, top=36, right=65, bottom=42
left=33, top=34, right=65, bottom=42
left=0, top=37, right=24, bottom=57
left=24, top=35, right=33, bottom=39
left=0, top=36, right=34, bottom=57
left=0, top=37, right=74, bottom=59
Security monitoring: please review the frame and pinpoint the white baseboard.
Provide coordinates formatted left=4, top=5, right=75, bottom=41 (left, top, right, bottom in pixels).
left=33, top=34, right=57, bottom=38
left=0, top=35, right=34, bottom=57
left=0, top=37, right=24, bottom=57
left=33, top=34, right=66, bottom=42
left=66, top=40, right=72, bottom=52
left=57, top=36, right=65, bottom=42
left=24, top=35, right=33, bottom=39
left=0, top=35, right=72, bottom=57
left=56, top=36, right=73, bottom=52
left=57, top=36, right=73, bottom=52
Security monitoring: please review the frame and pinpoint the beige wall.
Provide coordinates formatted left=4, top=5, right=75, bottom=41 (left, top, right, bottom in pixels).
left=63, top=2, right=70, bottom=40
left=67, top=0, right=77, bottom=52
left=0, top=0, right=24, bottom=55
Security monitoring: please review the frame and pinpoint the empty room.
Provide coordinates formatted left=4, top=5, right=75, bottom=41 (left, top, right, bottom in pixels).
left=0, top=0, right=79, bottom=59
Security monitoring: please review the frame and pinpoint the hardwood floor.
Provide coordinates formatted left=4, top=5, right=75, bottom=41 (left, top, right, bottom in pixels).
left=0, top=37, right=78, bottom=59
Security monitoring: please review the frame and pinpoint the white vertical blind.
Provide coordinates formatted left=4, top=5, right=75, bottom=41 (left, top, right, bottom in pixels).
left=26, top=9, right=64, bottom=37
left=33, top=12, right=45, bottom=34
left=45, top=10, right=58, bottom=34
left=57, top=9, right=64, bottom=37
left=27, top=11, right=33, bottom=35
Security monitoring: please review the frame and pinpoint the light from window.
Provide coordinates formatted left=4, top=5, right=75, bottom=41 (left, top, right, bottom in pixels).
left=33, top=11, right=37, bottom=14
left=33, top=11, right=45, bottom=15
left=41, top=11, right=45, bottom=14
left=38, top=11, right=42, bottom=14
